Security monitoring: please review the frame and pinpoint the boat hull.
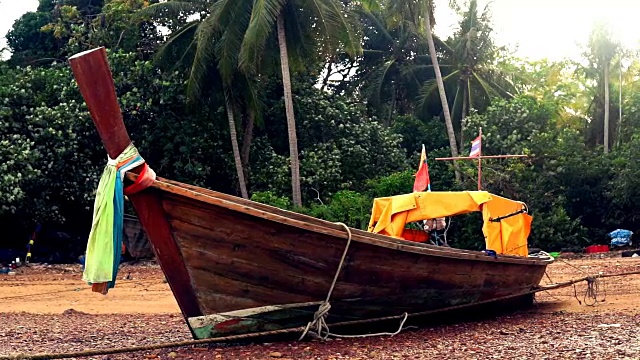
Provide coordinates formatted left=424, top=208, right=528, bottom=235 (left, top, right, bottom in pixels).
left=135, top=178, right=549, bottom=339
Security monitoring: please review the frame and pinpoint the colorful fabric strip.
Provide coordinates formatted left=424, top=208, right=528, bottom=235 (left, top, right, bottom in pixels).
left=83, top=144, right=155, bottom=294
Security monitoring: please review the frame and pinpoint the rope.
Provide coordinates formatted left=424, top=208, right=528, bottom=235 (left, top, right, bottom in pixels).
left=580, top=275, right=606, bottom=306
left=0, top=327, right=305, bottom=360
left=489, top=208, right=526, bottom=222
left=4, top=269, right=640, bottom=360
left=0, top=279, right=166, bottom=301
left=555, top=257, right=589, bottom=275
left=299, top=222, right=352, bottom=340
left=299, top=223, right=411, bottom=340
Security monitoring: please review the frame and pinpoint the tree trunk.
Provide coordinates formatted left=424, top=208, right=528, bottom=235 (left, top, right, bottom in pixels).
left=277, top=14, right=302, bottom=207
left=387, top=86, right=396, bottom=127
left=604, top=61, right=610, bottom=153
left=425, top=7, right=460, bottom=181
left=225, top=95, right=248, bottom=199
left=616, top=58, right=622, bottom=148
left=460, top=81, right=468, bottom=149
left=241, top=109, right=255, bottom=175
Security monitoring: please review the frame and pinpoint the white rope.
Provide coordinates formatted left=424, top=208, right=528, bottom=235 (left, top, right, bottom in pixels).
left=299, top=223, right=409, bottom=340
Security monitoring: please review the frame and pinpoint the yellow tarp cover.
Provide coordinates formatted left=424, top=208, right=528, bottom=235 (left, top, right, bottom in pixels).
left=367, top=191, right=531, bottom=256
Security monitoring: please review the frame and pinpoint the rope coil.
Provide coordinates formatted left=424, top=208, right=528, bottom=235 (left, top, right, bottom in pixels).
left=299, top=222, right=352, bottom=340
left=299, top=223, right=409, bottom=340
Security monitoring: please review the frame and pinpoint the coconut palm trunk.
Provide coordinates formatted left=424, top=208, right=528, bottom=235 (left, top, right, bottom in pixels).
left=424, top=6, right=460, bottom=180
left=277, top=14, right=302, bottom=207
left=461, top=81, right=468, bottom=147
left=225, top=94, right=249, bottom=199
left=604, top=61, right=610, bottom=153
left=241, top=109, right=255, bottom=175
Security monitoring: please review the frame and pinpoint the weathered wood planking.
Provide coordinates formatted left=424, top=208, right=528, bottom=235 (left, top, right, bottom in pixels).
left=160, top=190, right=546, bottom=320
left=123, top=215, right=154, bottom=259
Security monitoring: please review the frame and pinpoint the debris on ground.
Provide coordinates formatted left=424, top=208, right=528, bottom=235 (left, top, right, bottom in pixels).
left=1, top=257, right=639, bottom=359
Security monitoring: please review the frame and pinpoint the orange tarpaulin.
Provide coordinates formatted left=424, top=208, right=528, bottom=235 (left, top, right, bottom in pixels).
left=367, top=191, right=531, bottom=256
left=481, top=194, right=531, bottom=256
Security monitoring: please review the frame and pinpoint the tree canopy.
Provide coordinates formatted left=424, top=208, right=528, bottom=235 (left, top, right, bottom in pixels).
left=2, top=0, right=640, bottom=258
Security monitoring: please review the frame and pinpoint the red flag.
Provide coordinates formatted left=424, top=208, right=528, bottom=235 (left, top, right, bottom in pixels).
left=413, top=144, right=431, bottom=192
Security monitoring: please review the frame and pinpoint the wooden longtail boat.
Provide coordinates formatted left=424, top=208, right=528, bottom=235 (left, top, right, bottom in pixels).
left=69, top=48, right=552, bottom=340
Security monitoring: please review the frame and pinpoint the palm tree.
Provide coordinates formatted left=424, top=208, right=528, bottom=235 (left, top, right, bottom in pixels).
left=370, top=0, right=459, bottom=179
left=423, top=1, right=460, bottom=170
left=210, top=0, right=361, bottom=207
left=584, top=23, right=619, bottom=153
left=138, top=0, right=257, bottom=199
left=419, top=0, right=515, bottom=147
left=351, top=7, right=434, bottom=124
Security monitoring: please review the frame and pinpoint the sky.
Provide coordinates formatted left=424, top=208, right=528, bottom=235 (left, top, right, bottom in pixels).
left=1, top=0, right=640, bottom=61
left=0, top=0, right=38, bottom=58
left=433, top=0, right=640, bottom=61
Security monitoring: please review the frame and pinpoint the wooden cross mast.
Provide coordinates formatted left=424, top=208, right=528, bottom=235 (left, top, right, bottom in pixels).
left=434, top=128, right=528, bottom=190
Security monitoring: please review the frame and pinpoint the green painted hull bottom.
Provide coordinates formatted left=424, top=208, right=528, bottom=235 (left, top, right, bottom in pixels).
left=189, top=292, right=536, bottom=340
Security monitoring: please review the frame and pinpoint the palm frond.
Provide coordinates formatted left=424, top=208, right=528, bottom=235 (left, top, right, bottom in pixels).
left=386, top=0, right=430, bottom=31
left=210, top=0, right=242, bottom=31
left=211, top=0, right=252, bottom=83
left=153, top=20, right=200, bottom=69
left=238, top=0, right=285, bottom=72
left=136, top=1, right=202, bottom=20
left=480, top=66, right=518, bottom=97
left=306, top=0, right=362, bottom=57
left=278, top=3, right=314, bottom=73
left=472, top=72, right=500, bottom=99
left=358, top=8, right=394, bottom=46
left=369, top=59, right=396, bottom=106
left=416, top=70, right=459, bottom=113
left=360, top=0, right=381, bottom=12
left=186, top=17, right=219, bottom=102
left=401, top=64, right=453, bottom=76
left=237, top=74, right=264, bottom=126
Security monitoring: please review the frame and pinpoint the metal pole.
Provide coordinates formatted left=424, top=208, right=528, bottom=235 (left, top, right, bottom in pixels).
left=435, top=155, right=528, bottom=161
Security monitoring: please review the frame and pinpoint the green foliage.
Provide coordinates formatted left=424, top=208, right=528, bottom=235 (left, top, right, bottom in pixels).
left=349, top=8, right=433, bottom=119
left=417, top=0, right=514, bottom=139
left=463, top=95, right=557, bottom=155
left=5, top=0, right=640, bottom=257
left=0, top=135, right=38, bottom=215
left=302, top=191, right=372, bottom=230
left=392, top=115, right=448, bottom=154
left=250, top=191, right=291, bottom=210
left=0, top=64, right=100, bottom=224
left=5, top=11, right=60, bottom=64
left=366, top=170, right=414, bottom=198
left=463, top=97, right=599, bottom=250
left=7, top=0, right=160, bottom=65
left=251, top=82, right=409, bottom=201
left=0, top=51, right=234, bottom=231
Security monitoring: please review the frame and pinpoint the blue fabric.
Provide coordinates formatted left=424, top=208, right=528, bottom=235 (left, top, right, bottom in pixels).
left=608, top=229, right=633, bottom=247
left=109, top=172, right=124, bottom=289
left=108, top=154, right=143, bottom=289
